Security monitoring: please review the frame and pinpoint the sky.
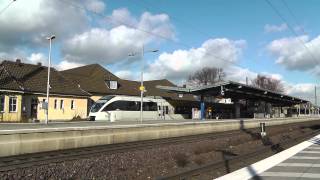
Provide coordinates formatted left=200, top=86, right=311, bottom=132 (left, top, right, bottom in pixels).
left=0, top=0, right=320, bottom=103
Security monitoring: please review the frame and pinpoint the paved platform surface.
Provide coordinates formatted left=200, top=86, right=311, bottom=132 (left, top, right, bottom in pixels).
left=0, top=117, right=317, bottom=134
left=0, top=119, right=245, bottom=134
left=0, top=117, right=312, bottom=131
left=253, top=143, right=320, bottom=180
left=0, top=119, right=226, bottom=130
left=216, top=134, right=320, bottom=180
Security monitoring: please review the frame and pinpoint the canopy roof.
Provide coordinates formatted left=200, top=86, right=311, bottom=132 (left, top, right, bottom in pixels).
left=157, top=81, right=308, bottom=106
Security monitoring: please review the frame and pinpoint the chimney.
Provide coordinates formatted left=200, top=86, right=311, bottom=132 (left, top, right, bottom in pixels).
left=37, top=62, right=42, bottom=66
left=16, top=59, right=21, bottom=64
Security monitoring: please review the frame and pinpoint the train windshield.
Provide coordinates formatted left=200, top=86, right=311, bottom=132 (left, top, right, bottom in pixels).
left=90, top=96, right=114, bottom=113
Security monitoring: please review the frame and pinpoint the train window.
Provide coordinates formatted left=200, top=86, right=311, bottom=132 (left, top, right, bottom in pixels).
left=165, top=106, right=169, bottom=114
left=127, top=101, right=140, bottom=111
left=143, top=102, right=157, bottom=111
left=103, top=101, right=141, bottom=111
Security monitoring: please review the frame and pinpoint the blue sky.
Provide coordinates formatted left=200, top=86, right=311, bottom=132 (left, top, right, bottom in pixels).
left=0, top=0, right=320, bottom=102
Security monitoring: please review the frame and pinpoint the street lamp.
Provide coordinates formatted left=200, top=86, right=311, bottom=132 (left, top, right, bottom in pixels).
left=45, top=35, right=55, bottom=124
left=129, top=45, right=158, bottom=123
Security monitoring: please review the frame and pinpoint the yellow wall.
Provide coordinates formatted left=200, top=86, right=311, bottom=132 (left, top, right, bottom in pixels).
left=0, top=94, right=23, bottom=122
left=91, top=96, right=103, bottom=102
left=37, top=96, right=88, bottom=122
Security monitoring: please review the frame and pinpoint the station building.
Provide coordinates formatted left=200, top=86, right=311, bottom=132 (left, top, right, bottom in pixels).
left=60, top=64, right=197, bottom=119
left=0, top=60, right=90, bottom=122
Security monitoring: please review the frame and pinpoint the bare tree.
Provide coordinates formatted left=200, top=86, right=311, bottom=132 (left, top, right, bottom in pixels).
left=251, top=75, right=284, bottom=93
left=187, top=67, right=225, bottom=86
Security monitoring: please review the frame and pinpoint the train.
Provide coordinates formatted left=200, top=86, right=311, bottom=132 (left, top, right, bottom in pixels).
left=88, top=95, right=171, bottom=121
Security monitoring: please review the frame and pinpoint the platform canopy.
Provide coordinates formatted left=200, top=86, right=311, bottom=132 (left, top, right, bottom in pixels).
left=157, top=81, right=309, bottom=106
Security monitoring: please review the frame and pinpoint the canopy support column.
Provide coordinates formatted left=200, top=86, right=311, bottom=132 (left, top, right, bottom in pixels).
left=200, top=95, right=205, bottom=120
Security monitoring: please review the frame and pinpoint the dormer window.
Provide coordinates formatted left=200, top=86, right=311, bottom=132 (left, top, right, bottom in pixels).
left=106, top=80, right=118, bottom=90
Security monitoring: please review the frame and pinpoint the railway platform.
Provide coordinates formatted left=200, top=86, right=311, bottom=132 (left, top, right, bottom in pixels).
left=216, top=134, right=320, bottom=180
left=0, top=117, right=318, bottom=158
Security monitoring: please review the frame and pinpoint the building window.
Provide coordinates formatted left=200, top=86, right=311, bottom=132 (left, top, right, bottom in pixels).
left=9, top=96, right=17, bottom=112
left=110, top=81, right=118, bottom=89
left=105, top=80, right=118, bottom=90
left=54, top=99, right=58, bottom=109
left=60, top=100, right=64, bottom=109
left=0, top=96, right=4, bottom=112
left=71, top=100, right=75, bottom=110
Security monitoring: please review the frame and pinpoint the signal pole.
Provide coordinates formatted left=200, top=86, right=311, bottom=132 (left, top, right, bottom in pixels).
left=315, top=86, right=317, bottom=106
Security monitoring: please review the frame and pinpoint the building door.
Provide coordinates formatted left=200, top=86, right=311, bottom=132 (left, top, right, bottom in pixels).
left=31, top=98, right=38, bottom=119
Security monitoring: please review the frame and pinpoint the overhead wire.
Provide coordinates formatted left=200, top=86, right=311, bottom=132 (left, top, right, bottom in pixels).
left=131, top=0, right=215, bottom=43
left=268, top=0, right=319, bottom=103
left=57, top=0, right=247, bottom=69
left=0, top=0, right=16, bottom=16
left=264, top=0, right=318, bottom=66
left=281, top=0, right=307, bottom=35
left=280, top=0, right=319, bottom=79
left=126, top=0, right=280, bottom=83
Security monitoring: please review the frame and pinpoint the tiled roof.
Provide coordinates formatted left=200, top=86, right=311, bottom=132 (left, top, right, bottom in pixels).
left=61, top=64, right=195, bottom=101
left=0, top=60, right=90, bottom=96
left=0, top=65, right=24, bottom=91
left=61, top=64, right=123, bottom=95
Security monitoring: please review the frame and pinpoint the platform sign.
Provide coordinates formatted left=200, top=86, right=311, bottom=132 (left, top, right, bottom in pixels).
left=139, top=86, right=145, bottom=92
left=42, top=102, right=48, bottom=110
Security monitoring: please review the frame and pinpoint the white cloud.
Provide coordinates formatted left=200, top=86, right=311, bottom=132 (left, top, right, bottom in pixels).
left=55, top=60, right=84, bottom=70
left=225, top=66, right=257, bottom=83
left=143, top=38, right=246, bottom=82
left=138, top=12, right=175, bottom=41
left=108, top=8, right=138, bottom=26
left=285, top=83, right=318, bottom=104
left=0, top=0, right=90, bottom=52
left=62, top=10, right=175, bottom=64
left=84, top=0, right=105, bottom=13
left=27, top=53, right=47, bottom=65
left=62, top=27, right=142, bottom=64
left=115, top=70, right=136, bottom=80
left=264, top=23, right=288, bottom=33
left=267, top=35, right=320, bottom=72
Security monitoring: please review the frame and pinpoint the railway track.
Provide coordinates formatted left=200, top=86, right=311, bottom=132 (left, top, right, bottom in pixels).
left=157, top=128, right=320, bottom=180
left=0, top=120, right=318, bottom=177
left=0, top=129, right=247, bottom=172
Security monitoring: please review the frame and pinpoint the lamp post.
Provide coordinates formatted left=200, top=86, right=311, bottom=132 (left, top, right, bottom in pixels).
left=45, top=35, right=55, bottom=124
left=129, top=45, right=158, bottom=123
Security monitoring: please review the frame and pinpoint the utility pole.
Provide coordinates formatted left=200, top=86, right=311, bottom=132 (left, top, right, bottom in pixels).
left=246, top=77, right=248, bottom=85
left=315, top=86, right=317, bottom=106
left=128, top=46, right=158, bottom=123
left=45, top=35, right=55, bottom=124
left=140, top=45, right=144, bottom=124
